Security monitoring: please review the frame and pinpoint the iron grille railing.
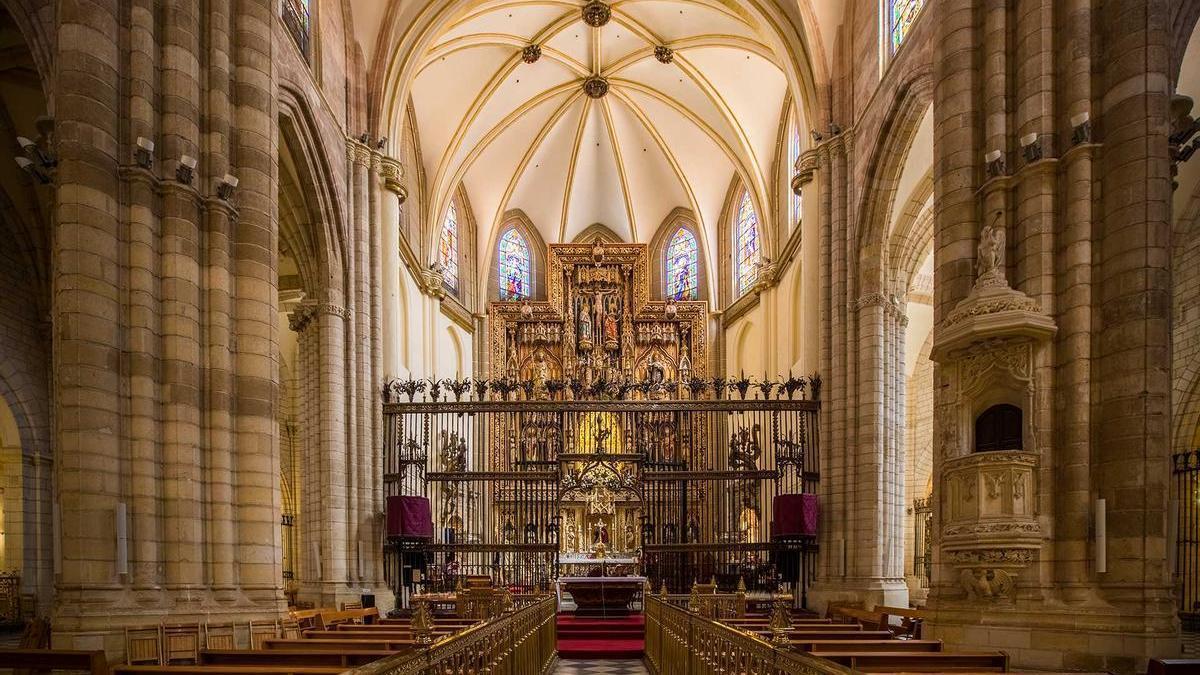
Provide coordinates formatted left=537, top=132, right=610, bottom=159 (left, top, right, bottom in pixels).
left=1174, top=450, right=1200, bottom=625
left=382, top=376, right=820, bottom=608
left=912, top=495, right=932, bottom=584
left=282, top=0, right=310, bottom=59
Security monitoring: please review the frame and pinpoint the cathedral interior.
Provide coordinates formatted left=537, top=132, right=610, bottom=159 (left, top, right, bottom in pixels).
left=0, top=0, right=1198, bottom=673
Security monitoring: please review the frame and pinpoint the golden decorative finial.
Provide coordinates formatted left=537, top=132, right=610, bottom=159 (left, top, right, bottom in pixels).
left=411, top=598, right=434, bottom=645
left=660, top=580, right=669, bottom=597
left=737, top=577, right=746, bottom=593
left=769, top=591, right=793, bottom=645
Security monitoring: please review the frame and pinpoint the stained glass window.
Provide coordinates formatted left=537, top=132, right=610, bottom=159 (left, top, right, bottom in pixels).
left=890, top=0, right=926, bottom=52
left=789, top=119, right=803, bottom=226
left=665, top=227, right=699, bottom=301
left=735, top=191, right=761, bottom=295
left=438, top=202, right=459, bottom=292
left=498, top=229, right=531, bottom=300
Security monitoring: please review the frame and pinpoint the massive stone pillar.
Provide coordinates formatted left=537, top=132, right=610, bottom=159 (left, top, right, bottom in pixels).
left=924, top=0, right=1179, bottom=671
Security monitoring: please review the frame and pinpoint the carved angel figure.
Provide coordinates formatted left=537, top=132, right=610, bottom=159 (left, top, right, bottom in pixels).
left=977, top=220, right=1006, bottom=282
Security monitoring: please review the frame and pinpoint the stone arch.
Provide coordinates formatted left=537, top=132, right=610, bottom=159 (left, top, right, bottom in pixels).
left=886, top=171, right=935, bottom=295
left=0, top=0, right=54, bottom=110
left=853, top=70, right=934, bottom=297
left=278, top=89, right=349, bottom=302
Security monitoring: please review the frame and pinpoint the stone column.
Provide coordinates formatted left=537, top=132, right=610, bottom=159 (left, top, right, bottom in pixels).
left=380, top=157, right=406, bottom=379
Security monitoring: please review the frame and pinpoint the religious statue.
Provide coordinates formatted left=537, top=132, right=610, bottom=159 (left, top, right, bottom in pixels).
left=532, top=351, right=550, bottom=399
left=737, top=496, right=760, bottom=544
left=577, top=299, right=594, bottom=351
left=563, top=513, right=579, bottom=552
left=678, top=350, right=692, bottom=387
left=603, top=311, right=619, bottom=351
left=977, top=216, right=1006, bottom=287
left=592, top=518, right=610, bottom=546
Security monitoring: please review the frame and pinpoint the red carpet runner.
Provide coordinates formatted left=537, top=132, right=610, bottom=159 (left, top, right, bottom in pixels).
left=556, top=614, right=645, bottom=659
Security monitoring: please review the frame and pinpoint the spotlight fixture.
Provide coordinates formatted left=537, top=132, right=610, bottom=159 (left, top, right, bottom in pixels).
left=358, top=133, right=369, bottom=144
left=1070, top=112, right=1092, bottom=146
left=522, top=44, right=542, bottom=64
left=1020, top=132, right=1043, bottom=163
left=17, top=136, right=54, bottom=167
left=176, top=154, right=198, bottom=184
left=810, top=130, right=823, bottom=143
left=829, top=123, right=842, bottom=136
left=984, top=149, right=1005, bottom=178
left=654, top=46, right=674, bottom=64
left=135, top=136, right=155, bottom=169
left=581, top=0, right=611, bottom=27
left=376, top=136, right=388, bottom=150
left=14, top=156, right=50, bottom=184
left=217, top=173, right=239, bottom=201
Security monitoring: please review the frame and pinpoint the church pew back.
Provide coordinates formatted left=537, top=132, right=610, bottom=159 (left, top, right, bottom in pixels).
left=812, top=650, right=1008, bottom=672
left=799, top=639, right=943, bottom=653
left=0, top=648, right=109, bottom=674
left=262, top=638, right=417, bottom=651
left=200, top=649, right=392, bottom=667
left=754, top=630, right=894, bottom=640
left=114, top=667, right=345, bottom=675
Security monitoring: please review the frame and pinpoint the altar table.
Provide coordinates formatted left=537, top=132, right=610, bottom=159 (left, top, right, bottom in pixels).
left=557, top=576, right=647, bottom=617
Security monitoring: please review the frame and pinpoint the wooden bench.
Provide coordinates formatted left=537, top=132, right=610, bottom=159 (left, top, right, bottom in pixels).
left=753, top=630, right=895, bottom=641
left=113, top=667, right=347, bottom=675
left=311, top=607, right=379, bottom=628
left=798, top=639, right=943, bottom=653
left=298, top=628, right=454, bottom=640
left=262, top=638, right=417, bottom=651
left=0, top=648, right=110, bottom=674
left=875, top=604, right=931, bottom=638
left=827, top=605, right=886, bottom=630
left=811, top=650, right=1008, bottom=672
left=200, top=649, right=392, bottom=667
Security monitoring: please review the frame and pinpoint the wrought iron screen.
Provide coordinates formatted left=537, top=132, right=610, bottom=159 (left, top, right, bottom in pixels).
left=1174, top=449, right=1200, bottom=626
left=383, top=377, right=820, bottom=607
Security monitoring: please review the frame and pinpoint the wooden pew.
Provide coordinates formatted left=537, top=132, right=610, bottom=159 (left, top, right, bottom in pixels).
left=811, top=650, right=1008, bottom=672
left=1148, top=659, right=1200, bottom=675
left=875, top=604, right=931, bottom=638
left=262, top=638, right=418, bottom=651
left=200, top=649, right=392, bottom=667
left=752, top=630, right=895, bottom=641
left=113, top=666, right=346, bottom=675
left=0, top=648, right=110, bottom=674
left=298, top=628, right=455, bottom=640
left=311, top=607, right=379, bottom=628
left=797, top=639, right=943, bottom=653
left=827, top=605, right=886, bottom=630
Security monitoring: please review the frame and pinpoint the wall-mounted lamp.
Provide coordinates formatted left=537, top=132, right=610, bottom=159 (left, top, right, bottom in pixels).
left=177, top=154, right=198, bottom=184
left=135, top=137, right=155, bottom=169
left=984, top=149, right=1005, bottom=178
left=1070, top=112, right=1092, bottom=146
left=17, top=136, right=55, bottom=168
left=14, top=156, right=50, bottom=184
left=1020, top=132, right=1043, bottom=164
left=217, top=173, right=238, bottom=201
left=375, top=136, right=388, bottom=151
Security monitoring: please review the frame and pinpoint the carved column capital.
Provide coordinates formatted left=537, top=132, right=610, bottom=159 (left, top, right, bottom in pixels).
left=379, top=156, right=408, bottom=202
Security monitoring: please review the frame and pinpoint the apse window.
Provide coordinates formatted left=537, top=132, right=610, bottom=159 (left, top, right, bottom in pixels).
left=665, top=227, right=698, bottom=301
left=735, top=190, right=761, bottom=296
left=888, top=0, right=926, bottom=53
left=974, top=404, right=1023, bottom=452
left=438, top=202, right=460, bottom=293
left=282, top=0, right=311, bottom=59
left=499, top=229, right=531, bottom=300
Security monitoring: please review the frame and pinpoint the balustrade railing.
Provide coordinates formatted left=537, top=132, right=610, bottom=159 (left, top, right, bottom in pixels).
left=345, top=594, right=556, bottom=675
left=644, top=594, right=849, bottom=675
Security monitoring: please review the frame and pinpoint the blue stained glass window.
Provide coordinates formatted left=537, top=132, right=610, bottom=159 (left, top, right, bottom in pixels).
left=498, top=229, right=531, bottom=300
left=735, top=191, right=761, bottom=295
left=890, top=0, right=926, bottom=52
left=665, top=227, right=698, bottom=301
left=438, top=202, right=459, bottom=292
left=789, top=120, right=803, bottom=225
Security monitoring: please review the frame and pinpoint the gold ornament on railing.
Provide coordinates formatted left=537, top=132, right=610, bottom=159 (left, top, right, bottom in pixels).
left=660, top=580, right=669, bottom=597
left=688, top=581, right=700, bottom=612
left=411, top=598, right=434, bottom=645
left=769, top=591, right=793, bottom=645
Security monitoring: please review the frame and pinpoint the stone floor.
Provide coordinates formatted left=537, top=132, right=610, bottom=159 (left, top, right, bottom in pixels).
left=554, top=659, right=648, bottom=674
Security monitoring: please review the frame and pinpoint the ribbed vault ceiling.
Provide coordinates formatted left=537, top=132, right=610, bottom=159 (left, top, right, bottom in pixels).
left=408, top=0, right=794, bottom=269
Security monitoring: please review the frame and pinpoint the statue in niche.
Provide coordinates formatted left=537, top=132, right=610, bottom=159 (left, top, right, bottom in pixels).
left=686, top=513, right=701, bottom=543
left=578, top=298, right=594, bottom=351
left=737, top=495, right=760, bottom=544
left=532, top=351, right=550, bottom=399
left=977, top=215, right=1006, bottom=287
left=603, top=310, right=619, bottom=350
left=592, top=518, right=610, bottom=546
